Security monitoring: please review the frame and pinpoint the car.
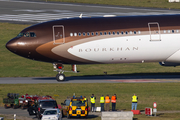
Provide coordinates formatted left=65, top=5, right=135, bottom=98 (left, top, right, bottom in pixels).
left=28, top=96, right=58, bottom=120
left=41, top=108, right=62, bottom=120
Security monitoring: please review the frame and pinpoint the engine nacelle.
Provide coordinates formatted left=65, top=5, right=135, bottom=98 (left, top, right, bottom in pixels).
left=159, top=62, right=180, bottom=67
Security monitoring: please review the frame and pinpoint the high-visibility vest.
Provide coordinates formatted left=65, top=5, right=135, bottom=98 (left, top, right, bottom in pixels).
left=111, top=96, right=116, bottom=103
left=105, top=96, right=110, bottom=103
left=132, top=95, right=138, bottom=102
left=100, top=97, right=105, bottom=103
left=90, top=97, right=95, bottom=103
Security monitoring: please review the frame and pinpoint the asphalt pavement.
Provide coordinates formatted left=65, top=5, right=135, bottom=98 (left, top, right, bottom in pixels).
left=0, top=0, right=180, bottom=24
left=0, top=107, right=100, bottom=120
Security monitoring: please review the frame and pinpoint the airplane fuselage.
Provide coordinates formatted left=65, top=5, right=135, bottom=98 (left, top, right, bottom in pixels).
left=6, top=14, right=180, bottom=65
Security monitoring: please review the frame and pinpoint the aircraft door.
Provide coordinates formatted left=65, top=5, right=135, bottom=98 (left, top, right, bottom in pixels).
left=53, top=25, right=65, bottom=44
left=148, top=22, right=161, bottom=41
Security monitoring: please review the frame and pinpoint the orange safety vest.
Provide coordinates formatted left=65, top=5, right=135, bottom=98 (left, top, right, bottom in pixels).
left=111, top=96, right=116, bottom=103
left=105, top=96, right=110, bottom=103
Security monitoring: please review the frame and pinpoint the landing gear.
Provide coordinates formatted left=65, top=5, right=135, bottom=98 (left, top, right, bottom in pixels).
left=53, top=63, right=77, bottom=82
left=56, top=74, right=65, bottom=82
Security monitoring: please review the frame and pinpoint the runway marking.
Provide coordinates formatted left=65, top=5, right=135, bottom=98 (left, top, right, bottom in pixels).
left=0, top=1, right=180, bottom=23
left=0, top=12, right=179, bottom=23
left=106, top=79, right=166, bottom=83
left=0, top=0, right=179, bottom=13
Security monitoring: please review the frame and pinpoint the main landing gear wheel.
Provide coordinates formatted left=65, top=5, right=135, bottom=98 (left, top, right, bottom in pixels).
left=56, top=74, right=65, bottom=82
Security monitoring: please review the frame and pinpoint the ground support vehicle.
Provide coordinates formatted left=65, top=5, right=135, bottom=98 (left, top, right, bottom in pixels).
left=41, top=108, right=62, bottom=120
left=66, top=97, right=89, bottom=119
left=3, top=93, right=19, bottom=109
left=19, top=94, right=38, bottom=109
left=28, top=96, right=58, bottom=120
left=61, top=98, right=71, bottom=117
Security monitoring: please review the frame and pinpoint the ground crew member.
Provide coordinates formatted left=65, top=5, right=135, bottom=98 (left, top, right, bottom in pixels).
left=90, top=94, right=96, bottom=112
left=82, top=96, right=87, bottom=103
left=111, top=94, right=117, bottom=111
left=105, top=95, right=110, bottom=111
left=84, top=96, right=87, bottom=101
left=100, top=95, right=105, bottom=111
left=132, top=94, right=138, bottom=110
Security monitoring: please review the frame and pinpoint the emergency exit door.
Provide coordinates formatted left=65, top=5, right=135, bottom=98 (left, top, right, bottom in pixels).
left=53, top=25, right=65, bottom=44
left=148, top=22, right=161, bottom=41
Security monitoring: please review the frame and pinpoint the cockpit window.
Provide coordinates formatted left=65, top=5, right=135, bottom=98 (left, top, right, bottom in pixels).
left=17, top=32, right=36, bottom=38
left=30, top=32, right=36, bottom=37
left=24, top=32, right=30, bottom=37
left=17, top=33, right=24, bottom=37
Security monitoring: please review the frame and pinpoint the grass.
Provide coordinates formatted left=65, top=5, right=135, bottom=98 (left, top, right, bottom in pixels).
left=1, top=83, right=180, bottom=111
left=1, top=83, right=180, bottom=120
left=42, top=0, right=180, bottom=9
left=134, top=113, right=180, bottom=120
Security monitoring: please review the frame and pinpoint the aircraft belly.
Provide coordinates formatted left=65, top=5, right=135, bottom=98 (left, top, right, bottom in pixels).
left=66, top=34, right=180, bottom=63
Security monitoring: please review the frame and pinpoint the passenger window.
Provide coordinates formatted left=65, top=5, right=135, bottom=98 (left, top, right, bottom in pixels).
left=70, top=33, right=73, bottom=36
left=121, top=32, right=124, bottom=35
left=177, top=30, right=179, bottom=33
left=78, top=32, right=81, bottom=36
left=134, top=31, right=136, bottom=34
left=83, top=32, right=86, bottom=36
left=168, top=30, right=171, bottom=33
left=113, top=32, right=115, bottom=35
left=104, top=32, right=107, bottom=35
left=74, top=33, right=77, bottom=36
left=100, top=32, right=103, bottom=35
left=87, top=32, right=90, bottom=36
left=138, top=31, right=141, bottom=34
left=96, top=32, right=98, bottom=36
left=172, top=30, right=174, bottom=33
left=129, top=31, right=132, bottom=34
left=125, top=31, right=128, bottom=34
left=30, top=32, right=36, bottom=37
left=91, top=32, right=94, bottom=36
left=108, top=32, right=111, bottom=35
left=163, top=30, right=166, bottom=33
left=117, top=31, right=119, bottom=35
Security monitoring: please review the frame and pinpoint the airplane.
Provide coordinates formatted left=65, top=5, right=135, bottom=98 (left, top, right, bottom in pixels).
left=6, top=14, right=180, bottom=82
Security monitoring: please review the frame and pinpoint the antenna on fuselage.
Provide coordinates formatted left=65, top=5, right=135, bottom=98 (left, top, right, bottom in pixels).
left=79, top=13, right=83, bottom=18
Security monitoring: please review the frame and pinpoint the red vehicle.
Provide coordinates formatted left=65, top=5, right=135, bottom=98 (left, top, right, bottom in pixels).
left=19, top=94, right=39, bottom=109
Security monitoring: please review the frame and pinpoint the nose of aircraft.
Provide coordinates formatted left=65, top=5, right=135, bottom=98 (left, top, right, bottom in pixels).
left=6, top=39, right=17, bottom=53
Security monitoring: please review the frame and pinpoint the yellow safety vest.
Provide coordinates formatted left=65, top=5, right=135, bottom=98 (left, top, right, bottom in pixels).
left=90, top=97, right=95, bottom=103
left=100, top=97, right=105, bottom=103
left=132, top=95, right=137, bottom=102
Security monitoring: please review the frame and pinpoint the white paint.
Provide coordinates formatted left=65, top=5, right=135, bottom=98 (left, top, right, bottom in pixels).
left=169, top=0, right=180, bottom=2
left=66, top=34, right=180, bottom=63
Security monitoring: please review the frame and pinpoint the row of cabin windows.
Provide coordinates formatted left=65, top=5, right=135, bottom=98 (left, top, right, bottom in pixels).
left=163, top=30, right=179, bottom=33
left=70, top=30, right=179, bottom=37
left=70, top=31, right=141, bottom=37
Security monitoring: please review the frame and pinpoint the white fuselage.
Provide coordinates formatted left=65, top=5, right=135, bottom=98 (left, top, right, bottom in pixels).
left=65, top=33, right=180, bottom=63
